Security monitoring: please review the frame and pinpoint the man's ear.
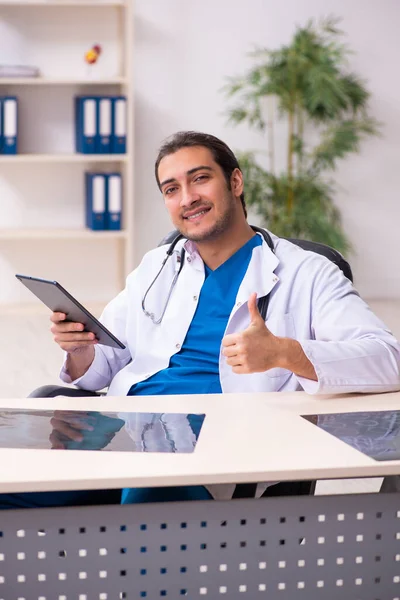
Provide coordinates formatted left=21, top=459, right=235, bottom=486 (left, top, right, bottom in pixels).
left=230, top=168, right=244, bottom=198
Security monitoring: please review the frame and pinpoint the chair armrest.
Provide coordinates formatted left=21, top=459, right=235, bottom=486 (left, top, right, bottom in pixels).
left=28, top=385, right=103, bottom=398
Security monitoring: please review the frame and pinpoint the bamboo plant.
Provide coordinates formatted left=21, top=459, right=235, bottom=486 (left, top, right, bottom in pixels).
left=224, top=17, right=379, bottom=254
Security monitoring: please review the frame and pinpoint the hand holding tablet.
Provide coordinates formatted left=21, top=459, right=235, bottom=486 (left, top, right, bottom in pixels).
left=16, top=274, right=126, bottom=350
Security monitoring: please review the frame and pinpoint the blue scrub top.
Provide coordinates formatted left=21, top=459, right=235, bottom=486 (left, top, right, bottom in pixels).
left=124, top=234, right=262, bottom=505
left=128, top=233, right=262, bottom=397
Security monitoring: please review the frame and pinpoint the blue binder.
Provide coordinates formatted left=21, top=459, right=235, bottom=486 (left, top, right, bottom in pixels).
left=0, top=97, right=3, bottom=154
left=111, top=96, right=127, bottom=154
left=85, top=172, right=107, bottom=230
left=75, top=96, right=99, bottom=154
left=97, top=96, right=112, bottom=154
left=106, top=172, right=122, bottom=230
left=2, top=96, right=18, bottom=154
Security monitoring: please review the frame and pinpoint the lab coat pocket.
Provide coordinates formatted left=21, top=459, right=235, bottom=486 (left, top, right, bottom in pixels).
left=265, top=313, right=295, bottom=379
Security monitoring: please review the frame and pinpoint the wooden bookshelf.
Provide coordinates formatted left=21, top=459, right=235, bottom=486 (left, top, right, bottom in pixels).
left=0, top=0, right=134, bottom=300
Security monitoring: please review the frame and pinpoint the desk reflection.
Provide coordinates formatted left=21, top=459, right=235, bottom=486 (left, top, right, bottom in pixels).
left=0, top=409, right=205, bottom=453
left=303, top=410, right=400, bottom=461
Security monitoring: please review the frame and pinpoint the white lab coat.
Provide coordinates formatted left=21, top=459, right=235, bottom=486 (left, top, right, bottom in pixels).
left=61, top=230, right=400, bottom=397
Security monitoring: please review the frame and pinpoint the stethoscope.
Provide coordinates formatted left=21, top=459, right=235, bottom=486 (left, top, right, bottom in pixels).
left=141, top=225, right=275, bottom=325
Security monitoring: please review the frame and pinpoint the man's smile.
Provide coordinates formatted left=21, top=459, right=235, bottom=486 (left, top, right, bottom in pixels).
left=183, top=207, right=212, bottom=221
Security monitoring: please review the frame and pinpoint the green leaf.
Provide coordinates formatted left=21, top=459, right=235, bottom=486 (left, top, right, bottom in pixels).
left=222, top=15, right=377, bottom=253
left=226, top=107, right=248, bottom=125
left=310, top=117, right=380, bottom=172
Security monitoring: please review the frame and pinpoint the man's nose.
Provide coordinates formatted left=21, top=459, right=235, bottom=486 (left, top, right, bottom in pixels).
left=180, top=186, right=201, bottom=208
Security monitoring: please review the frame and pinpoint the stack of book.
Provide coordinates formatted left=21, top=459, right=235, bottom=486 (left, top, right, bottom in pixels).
left=0, top=65, right=40, bottom=77
left=0, top=65, right=40, bottom=78
left=75, top=95, right=127, bottom=154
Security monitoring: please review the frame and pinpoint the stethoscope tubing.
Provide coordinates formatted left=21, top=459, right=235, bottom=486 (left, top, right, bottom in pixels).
left=142, top=227, right=274, bottom=324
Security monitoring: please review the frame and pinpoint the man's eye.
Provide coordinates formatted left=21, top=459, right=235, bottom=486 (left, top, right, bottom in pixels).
left=194, top=175, right=208, bottom=183
left=165, top=187, right=177, bottom=195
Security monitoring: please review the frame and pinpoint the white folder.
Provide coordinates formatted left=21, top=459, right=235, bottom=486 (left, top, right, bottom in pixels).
left=83, top=99, right=96, bottom=138
left=3, top=98, right=17, bottom=137
left=108, top=173, right=122, bottom=229
left=0, top=98, right=3, bottom=146
left=99, top=97, right=112, bottom=136
left=114, top=98, right=126, bottom=136
left=93, top=175, right=106, bottom=214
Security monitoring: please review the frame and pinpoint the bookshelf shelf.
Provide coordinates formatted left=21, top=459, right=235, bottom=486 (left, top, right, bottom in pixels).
left=0, top=229, right=127, bottom=240
left=0, top=228, right=127, bottom=240
left=0, top=1, right=125, bottom=6
left=0, top=77, right=128, bottom=85
left=0, top=153, right=128, bottom=163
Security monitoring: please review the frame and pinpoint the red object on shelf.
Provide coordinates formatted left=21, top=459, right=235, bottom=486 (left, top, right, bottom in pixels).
left=84, top=44, right=102, bottom=65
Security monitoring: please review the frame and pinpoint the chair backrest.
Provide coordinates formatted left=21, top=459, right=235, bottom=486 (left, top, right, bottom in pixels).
left=285, top=238, right=353, bottom=282
left=159, top=228, right=353, bottom=283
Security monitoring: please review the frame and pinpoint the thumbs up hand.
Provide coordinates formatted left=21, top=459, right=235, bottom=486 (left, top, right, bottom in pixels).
left=221, top=292, right=284, bottom=374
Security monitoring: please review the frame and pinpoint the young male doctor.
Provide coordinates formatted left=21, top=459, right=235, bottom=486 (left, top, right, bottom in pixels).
left=49, top=130, right=400, bottom=503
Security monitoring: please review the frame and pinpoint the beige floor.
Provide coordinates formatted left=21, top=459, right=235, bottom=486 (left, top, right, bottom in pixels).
left=1, top=299, right=400, bottom=495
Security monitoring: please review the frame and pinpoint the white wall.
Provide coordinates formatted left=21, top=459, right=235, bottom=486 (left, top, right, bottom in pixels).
left=134, top=0, right=400, bottom=300
left=1, top=0, right=399, bottom=305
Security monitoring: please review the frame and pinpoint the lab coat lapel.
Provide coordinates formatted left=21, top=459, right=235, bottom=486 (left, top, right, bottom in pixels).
left=235, top=238, right=280, bottom=306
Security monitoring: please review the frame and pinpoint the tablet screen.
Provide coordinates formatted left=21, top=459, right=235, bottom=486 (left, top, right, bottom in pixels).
left=0, top=409, right=205, bottom=453
left=302, top=410, right=400, bottom=461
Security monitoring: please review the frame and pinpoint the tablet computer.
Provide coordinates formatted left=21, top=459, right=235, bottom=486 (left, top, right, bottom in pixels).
left=15, top=274, right=126, bottom=350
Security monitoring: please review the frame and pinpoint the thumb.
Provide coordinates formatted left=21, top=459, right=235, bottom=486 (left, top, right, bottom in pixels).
left=247, top=292, right=264, bottom=326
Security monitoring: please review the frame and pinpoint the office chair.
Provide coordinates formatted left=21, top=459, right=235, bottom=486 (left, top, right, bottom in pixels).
left=28, top=230, right=352, bottom=499
left=158, top=228, right=353, bottom=283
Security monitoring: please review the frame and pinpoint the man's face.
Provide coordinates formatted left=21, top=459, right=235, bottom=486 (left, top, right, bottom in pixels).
left=157, top=146, right=243, bottom=242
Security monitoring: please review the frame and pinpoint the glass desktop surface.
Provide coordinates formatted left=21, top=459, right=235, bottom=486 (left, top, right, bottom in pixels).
left=0, top=408, right=205, bottom=453
left=302, top=410, right=400, bottom=461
